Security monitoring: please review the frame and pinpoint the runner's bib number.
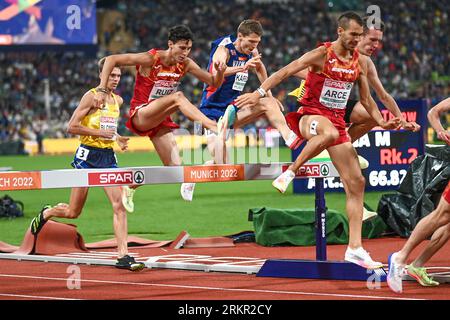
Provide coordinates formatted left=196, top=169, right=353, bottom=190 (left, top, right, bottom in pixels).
left=100, top=115, right=118, bottom=141
left=319, top=78, right=353, bottom=109
left=150, top=80, right=180, bottom=99
left=232, top=72, right=249, bottom=92
left=76, top=146, right=89, bottom=161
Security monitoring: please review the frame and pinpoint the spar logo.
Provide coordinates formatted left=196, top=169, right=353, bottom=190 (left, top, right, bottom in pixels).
left=88, top=171, right=145, bottom=185
left=297, top=164, right=321, bottom=177
left=283, top=164, right=330, bottom=177
left=133, top=171, right=145, bottom=184
left=320, top=164, right=330, bottom=176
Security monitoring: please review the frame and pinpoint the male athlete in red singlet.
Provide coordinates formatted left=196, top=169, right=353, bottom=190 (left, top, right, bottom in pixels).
left=236, top=12, right=401, bottom=269
left=388, top=98, right=450, bottom=293
left=95, top=25, right=227, bottom=207
left=293, top=16, right=420, bottom=142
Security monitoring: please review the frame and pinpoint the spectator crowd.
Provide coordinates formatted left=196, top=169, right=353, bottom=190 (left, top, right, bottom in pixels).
left=1, top=0, right=448, bottom=143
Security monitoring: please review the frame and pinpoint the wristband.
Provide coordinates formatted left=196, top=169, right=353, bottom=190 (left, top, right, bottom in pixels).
left=256, top=87, right=267, bottom=97
left=97, top=87, right=108, bottom=94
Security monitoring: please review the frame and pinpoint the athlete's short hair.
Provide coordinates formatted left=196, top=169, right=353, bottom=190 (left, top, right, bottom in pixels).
left=168, top=25, right=194, bottom=43
left=98, top=57, right=120, bottom=74
left=98, top=57, right=106, bottom=73
left=237, top=19, right=263, bottom=37
left=337, top=11, right=364, bottom=29
left=362, top=16, right=385, bottom=33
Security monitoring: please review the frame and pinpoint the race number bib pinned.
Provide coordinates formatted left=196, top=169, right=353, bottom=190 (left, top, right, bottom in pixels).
left=100, top=113, right=118, bottom=142
left=232, top=72, right=249, bottom=92
left=150, top=80, right=180, bottom=99
left=76, top=146, right=90, bottom=161
left=319, top=79, right=353, bottom=109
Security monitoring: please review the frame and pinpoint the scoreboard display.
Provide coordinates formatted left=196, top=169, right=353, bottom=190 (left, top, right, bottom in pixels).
left=293, top=99, right=428, bottom=193
left=0, top=0, right=96, bottom=45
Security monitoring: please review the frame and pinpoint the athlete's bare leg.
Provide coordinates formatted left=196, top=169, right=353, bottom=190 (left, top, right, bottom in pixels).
left=287, top=115, right=339, bottom=173
left=234, top=97, right=293, bottom=141
left=410, top=223, right=450, bottom=267
left=103, top=186, right=128, bottom=258
left=347, top=102, right=378, bottom=142
left=151, top=127, right=182, bottom=166
left=42, top=187, right=89, bottom=220
left=206, top=133, right=228, bottom=164
left=206, top=97, right=292, bottom=164
left=394, top=197, right=450, bottom=266
left=327, top=142, right=366, bottom=249
left=132, top=92, right=217, bottom=133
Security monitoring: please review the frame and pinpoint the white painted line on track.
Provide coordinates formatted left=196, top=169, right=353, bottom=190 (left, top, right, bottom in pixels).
left=0, top=293, right=82, bottom=300
left=0, top=273, right=425, bottom=301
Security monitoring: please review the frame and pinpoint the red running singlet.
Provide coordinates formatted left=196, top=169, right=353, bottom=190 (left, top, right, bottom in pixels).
left=126, top=49, right=187, bottom=138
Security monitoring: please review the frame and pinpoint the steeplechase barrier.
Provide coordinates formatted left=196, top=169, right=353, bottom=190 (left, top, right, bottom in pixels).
left=2, top=159, right=446, bottom=282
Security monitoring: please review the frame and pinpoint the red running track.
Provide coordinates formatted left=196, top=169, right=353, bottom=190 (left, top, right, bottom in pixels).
left=0, top=238, right=448, bottom=300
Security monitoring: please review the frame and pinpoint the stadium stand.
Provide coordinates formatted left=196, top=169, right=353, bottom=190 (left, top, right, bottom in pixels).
left=0, top=0, right=447, bottom=144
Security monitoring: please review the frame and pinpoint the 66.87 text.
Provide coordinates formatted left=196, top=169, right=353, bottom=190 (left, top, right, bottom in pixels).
left=368, top=169, right=407, bottom=187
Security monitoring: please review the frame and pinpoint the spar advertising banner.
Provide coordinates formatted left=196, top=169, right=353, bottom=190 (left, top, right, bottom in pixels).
left=293, top=99, right=428, bottom=193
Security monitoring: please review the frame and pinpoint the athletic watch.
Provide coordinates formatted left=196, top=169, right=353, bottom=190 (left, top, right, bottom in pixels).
left=256, top=87, right=267, bottom=97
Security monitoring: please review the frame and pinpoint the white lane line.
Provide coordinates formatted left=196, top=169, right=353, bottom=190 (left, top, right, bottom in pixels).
left=0, top=293, right=82, bottom=300
left=0, top=274, right=424, bottom=300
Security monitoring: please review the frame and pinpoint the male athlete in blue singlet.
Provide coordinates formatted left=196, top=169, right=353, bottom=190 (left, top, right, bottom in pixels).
left=191, top=20, right=301, bottom=201
left=199, top=30, right=258, bottom=121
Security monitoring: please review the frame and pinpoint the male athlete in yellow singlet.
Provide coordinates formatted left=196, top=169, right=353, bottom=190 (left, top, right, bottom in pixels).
left=30, top=59, right=145, bottom=271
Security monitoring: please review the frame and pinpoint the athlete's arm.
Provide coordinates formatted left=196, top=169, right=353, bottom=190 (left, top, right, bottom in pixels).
left=292, top=69, right=309, bottom=80
left=212, top=46, right=262, bottom=78
left=367, top=59, right=420, bottom=132
left=428, top=97, right=450, bottom=145
left=211, top=46, right=242, bottom=78
left=116, top=95, right=124, bottom=107
left=67, top=92, right=115, bottom=139
left=251, top=49, right=273, bottom=97
left=114, top=95, right=129, bottom=150
left=95, top=52, right=155, bottom=108
left=235, top=46, right=326, bottom=108
left=186, top=58, right=226, bottom=88
left=358, top=57, right=401, bottom=130
left=99, top=52, right=154, bottom=89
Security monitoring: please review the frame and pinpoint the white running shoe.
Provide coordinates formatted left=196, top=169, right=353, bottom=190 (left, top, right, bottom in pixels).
left=122, top=186, right=136, bottom=213
left=217, top=116, right=227, bottom=140
left=344, top=246, right=383, bottom=269
left=180, top=160, right=213, bottom=202
left=181, top=183, right=196, bottom=202
left=362, top=206, right=378, bottom=221
left=387, top=252, right=405, bottom=293
left=272, top=169, right=296, bottom=193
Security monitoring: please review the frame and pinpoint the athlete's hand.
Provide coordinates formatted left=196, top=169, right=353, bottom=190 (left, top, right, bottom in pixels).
left=235, top=91, right=261, bottom=109
left=244, top=54, right=262, bottom=71
left=100, top=129, right=116, bottom=139
left=401, top=120, right=421, bottom=132
left=437, top=130, right=450, bottom=145
left=379, top=117, right=402, bottom=130
left=117, top=135, right=130, bottom=151
left=214, top=61, right=227, bottom=74
left=94, top=91, right=107, bottom=109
